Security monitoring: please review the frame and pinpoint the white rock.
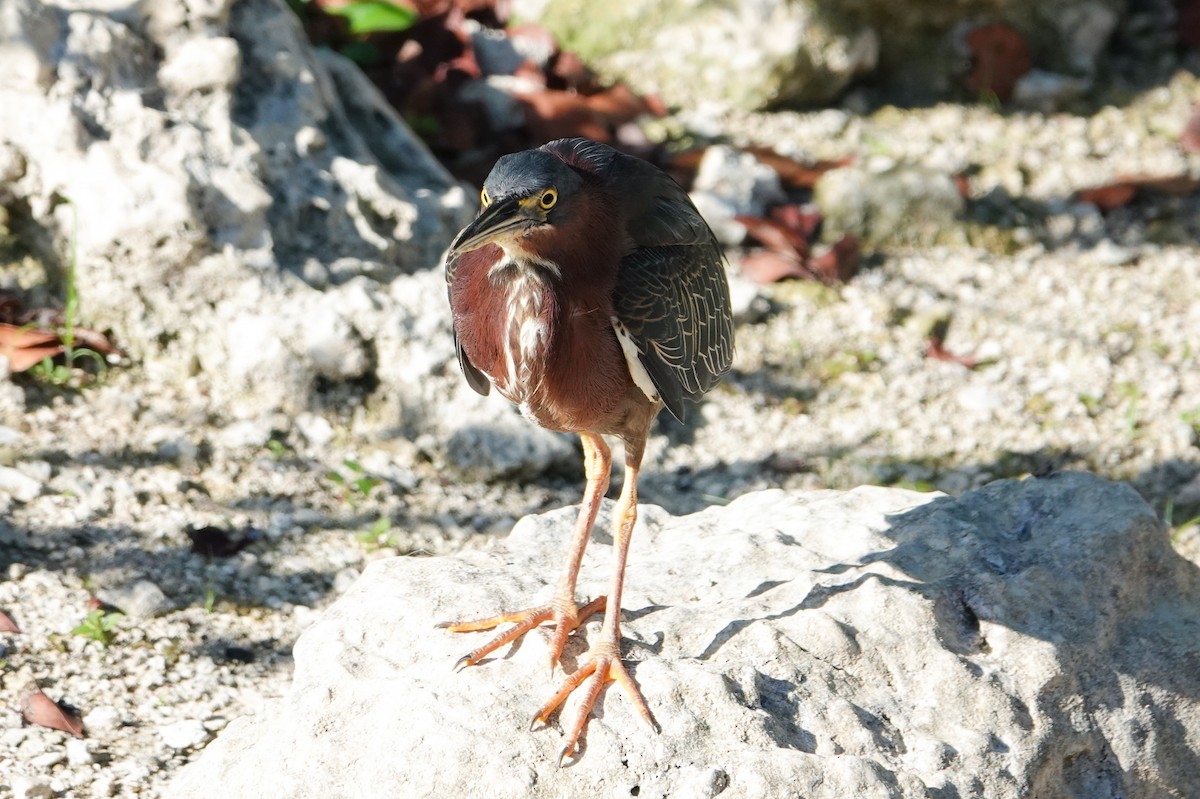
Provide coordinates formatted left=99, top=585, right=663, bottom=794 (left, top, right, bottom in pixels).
left=97, top=579, right=171, bottom=619
left=0, top=465, right=41, bottom=501
left=82, top=705, right=121, bottom=732
left=690, top=145, right=786, bottom=246
left=171, top=474, right=1199, bottom=798
left=158, top=36, right=240, bottom=94
left=10, top=775, right=53, bottom=799
left=66, top=737, right=94, bottom=766
left=295, top=413, right=334, bottom=448
left=160, top=719, right=209, bottom=751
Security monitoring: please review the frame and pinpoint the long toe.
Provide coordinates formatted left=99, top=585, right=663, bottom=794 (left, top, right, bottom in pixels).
left=439, top=598, right=605, bottom=670
left=530, top=640, right=657, bottom=764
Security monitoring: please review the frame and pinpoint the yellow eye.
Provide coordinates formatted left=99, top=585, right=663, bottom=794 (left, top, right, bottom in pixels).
left=539, top=189, right=557, bottom=210
left=480, top=188, right=491, bottom=207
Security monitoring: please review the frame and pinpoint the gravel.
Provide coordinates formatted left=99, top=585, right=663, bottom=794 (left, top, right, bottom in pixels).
left=2, top=71, right=1200, bottom=799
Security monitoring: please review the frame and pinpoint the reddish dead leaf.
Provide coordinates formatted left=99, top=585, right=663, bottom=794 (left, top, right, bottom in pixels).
left=768, top=203, right=823, bottom=242
left=735, top=214, right=811, bottom=258
left=1076, top=174, right=1200, bottom=211
left=1076, top=182, right=1137, bottom=210
left=0, top=609, right=19, bottom=633
left=745, top=147, right=852, bottom=189
left=1118, top=174, right=1200, bottom=195
left=1182, top=106, right=1200, bottom=153
left=964, top=24, right=1032, bottom=101
left=925, top=319, right=977, bottom=368
left=0, top=323, right=66, bottom=372
left=953, top=173, right=971, bottom=198
left=809, top=234, right=861, bottom=283
left=515, top=90, right=612, bottom=143
left=739, top=251, right=818, bottom=284
left=21, top=690, right=84, bottom=737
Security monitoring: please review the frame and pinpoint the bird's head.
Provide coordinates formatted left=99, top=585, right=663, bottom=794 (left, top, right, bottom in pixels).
left=448, top=149, right=585, bottom=261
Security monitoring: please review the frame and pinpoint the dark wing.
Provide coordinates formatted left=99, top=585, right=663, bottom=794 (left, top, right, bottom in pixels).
left=544, top=138, right=734, bottom=419
left=609, top=155, right=733, bottom=421
left=614, top=242, right=733, bottom=421
left=444, top=248, right=491, bottom=396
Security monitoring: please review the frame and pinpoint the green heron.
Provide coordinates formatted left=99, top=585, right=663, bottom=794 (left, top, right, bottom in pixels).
left=439, top=137, right=734, bottom=760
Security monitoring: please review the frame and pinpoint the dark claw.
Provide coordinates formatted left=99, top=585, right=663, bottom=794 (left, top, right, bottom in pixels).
left=434, top=621, right=455, bottom=629
left=453, top=655, right=472, bottom=672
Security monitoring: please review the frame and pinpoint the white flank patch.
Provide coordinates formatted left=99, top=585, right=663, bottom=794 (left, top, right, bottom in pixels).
left=612, top=317, right=659, bottom=403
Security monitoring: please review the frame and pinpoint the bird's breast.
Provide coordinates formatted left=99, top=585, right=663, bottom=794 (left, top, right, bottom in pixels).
left=451, top=249, right=640, bottom=433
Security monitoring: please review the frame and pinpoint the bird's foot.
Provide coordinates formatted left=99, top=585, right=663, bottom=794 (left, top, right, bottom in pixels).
left=437, top=595, right=607, bottom=671
left=531, top=633, right=658, bottom=765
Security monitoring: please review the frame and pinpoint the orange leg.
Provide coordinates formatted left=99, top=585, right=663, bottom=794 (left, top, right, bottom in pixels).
left=532, top=454, right=658, bottom=764
left=439, top=433, right=612, bottom=672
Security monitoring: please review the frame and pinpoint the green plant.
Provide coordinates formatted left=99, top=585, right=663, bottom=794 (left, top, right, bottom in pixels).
left=1181, top=406, right=1200, bottom=441
left=287, top=0, right=418, bottom=65
left=1115, top=381, right=1143, bottom=437
left=356, top=515, right=399, bottom=549
left=1078, top=393, right=1102, bottom=418
left=72, top=609, right=124, bottom=647
left=29, top=199, right=106, bottom=387
left=327, top=459, right=382, bottom=505
left=203, top=584, right=217, bottom=614
left=266, top=438, right=290, bottom=461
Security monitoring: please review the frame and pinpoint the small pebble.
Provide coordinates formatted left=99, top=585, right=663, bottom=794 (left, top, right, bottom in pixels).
left=66, top=737, right=94, bottom=766
left=82, top=706, right=121, bottom=732
left=159, top=719, right=209, bottom=750
left=11, top=775, right=53, bottom=799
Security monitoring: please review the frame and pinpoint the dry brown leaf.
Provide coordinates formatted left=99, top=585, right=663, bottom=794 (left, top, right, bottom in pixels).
left=964, top=23, right=1031, bottom=101
left=735, top=215, right=811, bottom=257
left=1076, top=175, right=1200, bottom=211
left=516, top=90, right=613, bottom=143
left=0, top=609, right=19, bottom=633
left=21, top=690, right=85, bottom=737
left=809, top=234, right=861, bottom=284
left=1182, top=107, right=1200, bottom=153
left=0, top=323, right=66, bottom=372
left=768, top=204, right=822, bottom=242
left=1076, top=182, right=1137, bottom=211
left=739, top=250, right=815, bottom=284
left=745, top=147, right=852, bottom=189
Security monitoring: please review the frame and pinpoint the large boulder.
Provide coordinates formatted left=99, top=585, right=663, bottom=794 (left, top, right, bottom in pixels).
left=0, top=0, right=473, bottom=422
left=170, top=472, right=1200, bottom=797
left=513, top=0, right=1124, bottom=109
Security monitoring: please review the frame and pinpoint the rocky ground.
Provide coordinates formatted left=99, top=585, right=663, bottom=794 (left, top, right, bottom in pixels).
left=3, top=70, right=1200, bottom=799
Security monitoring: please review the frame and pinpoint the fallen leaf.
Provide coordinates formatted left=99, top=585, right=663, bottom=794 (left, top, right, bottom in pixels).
left=1076, top=174, right=1200, bottom=211
left=1076, top=182, right=1137, bottom=210
left=0, top=609, right=19, bottom=633
left=964, top=23, right=1032, bottom=101
left=515, top=90, right=613, bottom=143
left=21, top=690, right=84, bottom=737
left=1182, top=106, right=1200, bottom=153
left=0, top=323, right=66, bottom=372
left=745, top=147, right=852, bottom=189
left=739, top=250, right=816, bottom=284
left=768, top=203, right=823, bottom=242
left=925, top=319, right=977, bottom=368
left=809, top=234, right=861, bottom=283
left=735, top=214, right=811, bottom=258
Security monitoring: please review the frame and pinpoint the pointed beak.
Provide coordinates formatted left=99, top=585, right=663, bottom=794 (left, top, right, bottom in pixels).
left=449, top=197, right=536, bottom=255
